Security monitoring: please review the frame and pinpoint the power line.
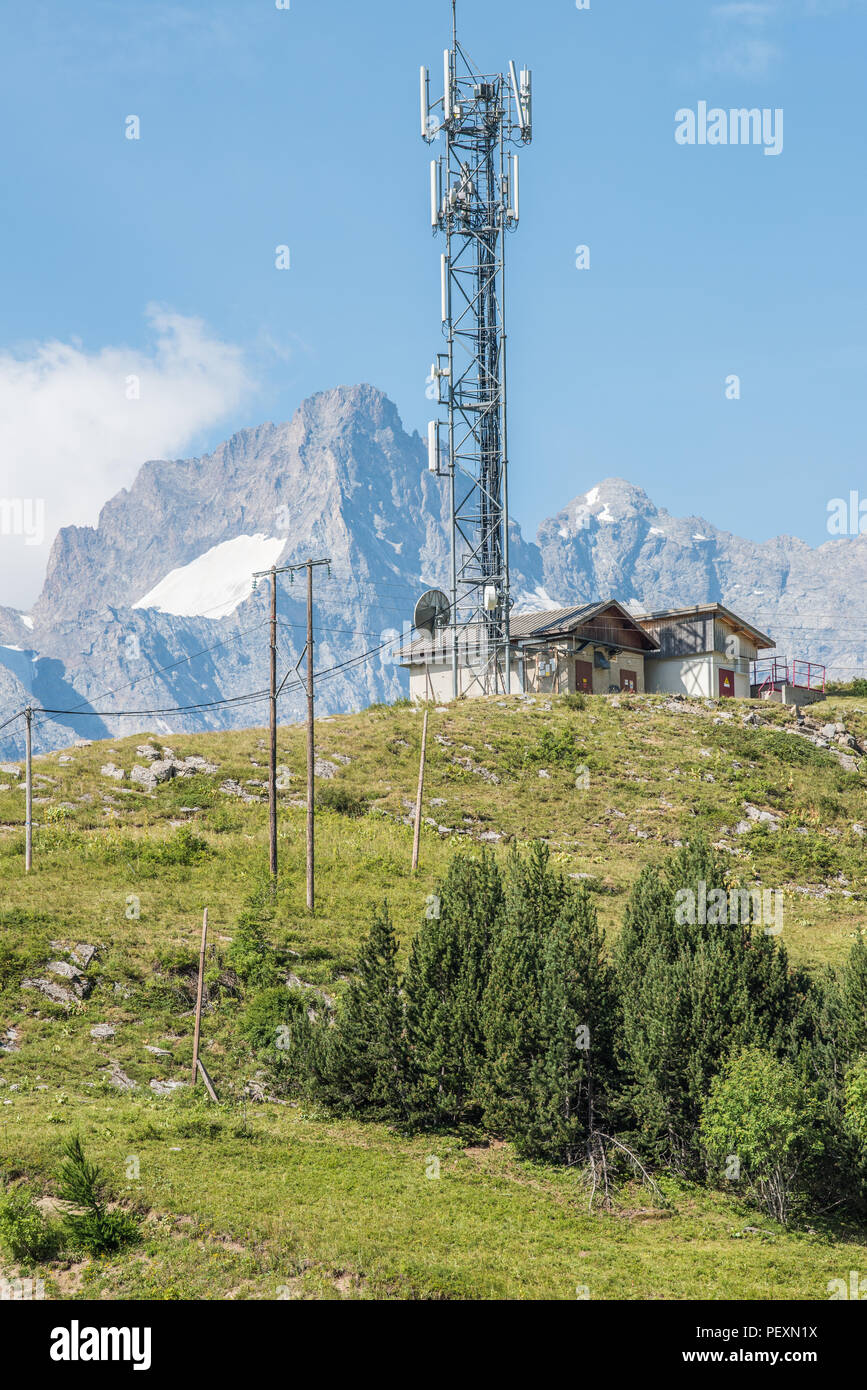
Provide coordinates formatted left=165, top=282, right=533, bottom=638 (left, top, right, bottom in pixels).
left=39, top=619, right=269, bottom=720
left=275, top=620, right=383, bottom=640
left=9, top=585, right=863, bottom=729
left=37, top=688, right=271, bottom=719
left=0, top=708, right=25, bottom=734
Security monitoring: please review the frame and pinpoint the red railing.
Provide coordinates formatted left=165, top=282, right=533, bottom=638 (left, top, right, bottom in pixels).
left=751, top=656, right=826, bottom=695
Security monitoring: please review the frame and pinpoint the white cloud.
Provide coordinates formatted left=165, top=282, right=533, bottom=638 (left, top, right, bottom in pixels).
left=704, top=2, right=781, bottom=76
left=708, top=36, right=781, bottom=76
left=700, top=0, right=861, bottom=76
left=711, top=3, right=778, bottom=25
left=0, top=307, right=254, bottom=608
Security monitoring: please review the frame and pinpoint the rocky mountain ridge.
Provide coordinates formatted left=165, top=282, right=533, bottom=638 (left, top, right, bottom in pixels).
left=1, top=383, right=864, bottom=756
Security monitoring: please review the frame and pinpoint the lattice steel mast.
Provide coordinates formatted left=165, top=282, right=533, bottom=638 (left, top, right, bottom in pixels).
left=421, top=3, right=532, bottom=698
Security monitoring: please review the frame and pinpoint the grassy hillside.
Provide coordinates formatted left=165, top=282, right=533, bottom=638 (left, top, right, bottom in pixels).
left=1, top=689, right=866, bottom=1299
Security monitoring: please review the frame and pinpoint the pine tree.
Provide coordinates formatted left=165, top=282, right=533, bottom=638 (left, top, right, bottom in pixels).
left=56, top=1136, right=141, bottom=1255
left=520, top=885, right=618, bottom=1165
left=403, top=849, right=503, bottom=1130
left=481, top=842, right=581, bottom=1141
left=840, top=930, right=867, bottom=1059
left=617, top=838, right=809, bottom=1170
left=318, top=902, right=408, bottom=1121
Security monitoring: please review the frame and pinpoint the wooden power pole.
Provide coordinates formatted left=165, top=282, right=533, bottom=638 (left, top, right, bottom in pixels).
left=306, top=559, right=315, bottom=913
left=411, top=707, right=429, bottom=873
left=24, top=706, right=32, bottom=873
left=268, top=566, right=278, bottom=881
left=252, top=556, right=330, bottom=898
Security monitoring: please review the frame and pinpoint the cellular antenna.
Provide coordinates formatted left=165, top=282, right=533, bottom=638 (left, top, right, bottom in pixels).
left=420, top=6, right=532, bottom=699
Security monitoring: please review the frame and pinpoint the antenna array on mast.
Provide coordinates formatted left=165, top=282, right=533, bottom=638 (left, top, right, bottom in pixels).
left=419, top=10, right=532, bottom=699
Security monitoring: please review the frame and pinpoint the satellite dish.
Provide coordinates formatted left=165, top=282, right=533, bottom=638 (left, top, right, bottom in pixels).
left=414, top=588, right=450, bottom=635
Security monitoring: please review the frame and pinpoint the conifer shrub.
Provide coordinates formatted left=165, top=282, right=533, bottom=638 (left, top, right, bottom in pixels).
left=314, top=903, right=408, bottom=1122
left=315, top=784, right=369, bottom=817
left=616, top=837, right=811, bottom=1172
left=480, top=843, right=618, bottom=1162
left=404, top=848, right=504, bottom=1131
left=844, top=1057, right=867, bottom=1156
left=225, top=897, right=280, bottom=990
left=56, top=1137, right=141, bottom=1256
left=140, top=824, right=213, bottom=867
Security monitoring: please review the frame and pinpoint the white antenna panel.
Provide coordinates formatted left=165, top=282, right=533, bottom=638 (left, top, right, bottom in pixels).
left=427, top=421, right=439, bottom=473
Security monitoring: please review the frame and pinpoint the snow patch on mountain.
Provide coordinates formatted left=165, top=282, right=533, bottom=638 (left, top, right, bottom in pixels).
left=133, top=534, right=286, bottom=619
left=513, top=585, right=557, bottom=614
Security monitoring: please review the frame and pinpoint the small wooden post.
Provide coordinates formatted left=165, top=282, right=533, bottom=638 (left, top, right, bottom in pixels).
left=411, top=708, right=429, bottom=873
left=24, top=706, right=32, bottom=873
left=191, top=908, right=208, bottom=1085
left=196, top=1057, right=219, bottom=1103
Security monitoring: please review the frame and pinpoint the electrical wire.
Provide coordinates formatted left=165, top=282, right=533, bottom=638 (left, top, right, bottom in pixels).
left=37, top=619, right=269, bottom=719
left=6, top=583, right=865, bottom=727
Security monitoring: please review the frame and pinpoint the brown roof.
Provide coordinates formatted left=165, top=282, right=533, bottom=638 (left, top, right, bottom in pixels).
left=399, top=598, right=660, bottom=663
left=510, top=599, right=659, bottom=649
left=509, top=602, right=600, bottom=638
left=634, top=603, right=774, bottom=650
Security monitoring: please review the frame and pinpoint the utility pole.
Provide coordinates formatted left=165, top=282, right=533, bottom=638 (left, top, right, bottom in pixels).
left=306, top=559, right=315, bottom=913
left=269, top=566, right=278, bottom=880
left=411, top=706, right=429, bottom=873
left=253, top=556, right=330, bottom=899
left=24, top=706, right=32, bottom=873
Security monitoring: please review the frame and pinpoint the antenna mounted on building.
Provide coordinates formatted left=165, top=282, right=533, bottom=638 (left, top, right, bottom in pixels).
left=413, top=587, right=450, bottom=637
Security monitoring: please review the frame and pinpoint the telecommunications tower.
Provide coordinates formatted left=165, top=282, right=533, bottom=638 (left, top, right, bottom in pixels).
left=420, top=2, right=532, bottom=699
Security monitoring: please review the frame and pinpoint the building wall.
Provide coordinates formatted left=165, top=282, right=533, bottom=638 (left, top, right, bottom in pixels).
left=409, top=643, right=647, bottom=700
left=587, top=648, right=645, bottom=695
left=408, top=658, right=519, bottom=701
left=711, top=651, right=751, bottom=699
left=640, top=614, right=711, bottom=657
left=643, top=617, right=762, bottom=700
left=644, top=651, right=754, bottom=699
left=644, top=654, right=713, bottom=697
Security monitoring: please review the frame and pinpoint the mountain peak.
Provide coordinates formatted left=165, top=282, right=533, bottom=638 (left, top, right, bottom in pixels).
left=545, top=478, right=656, bottom=538
left=292, top=383, right=403, bottom=436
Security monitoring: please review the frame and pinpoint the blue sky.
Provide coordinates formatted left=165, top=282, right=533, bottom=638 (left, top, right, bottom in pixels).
left=1, top=0, right=865, bottom=604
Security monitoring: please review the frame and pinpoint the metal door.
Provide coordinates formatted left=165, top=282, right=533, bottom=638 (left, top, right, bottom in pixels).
left=575, top=659, right=592, bottom=693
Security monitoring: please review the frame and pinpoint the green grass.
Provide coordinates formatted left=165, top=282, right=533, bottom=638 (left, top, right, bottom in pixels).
left=1, top=690, right=866, bottom=1299
left=6, top=1091, right=867, bottom=1301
